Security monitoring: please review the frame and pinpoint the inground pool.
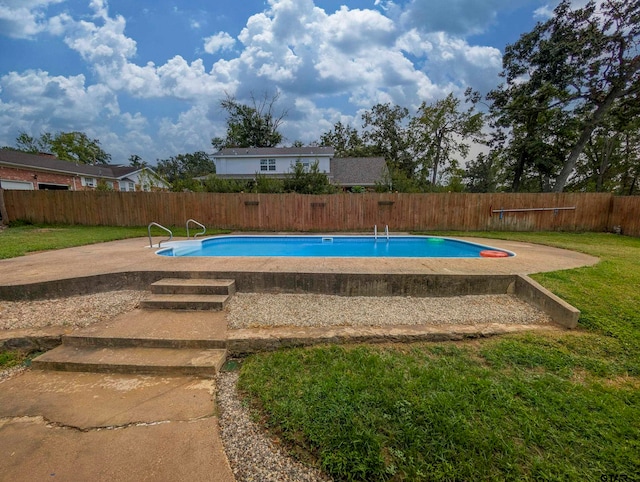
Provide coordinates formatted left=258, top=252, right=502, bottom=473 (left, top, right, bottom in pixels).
left=156, top=235, right=514, bottom=258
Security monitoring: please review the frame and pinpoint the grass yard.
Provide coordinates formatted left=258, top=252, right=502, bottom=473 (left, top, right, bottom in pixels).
left=238, top=232, right=640, bottom=481
left=0, top=222, right=229, bottom=259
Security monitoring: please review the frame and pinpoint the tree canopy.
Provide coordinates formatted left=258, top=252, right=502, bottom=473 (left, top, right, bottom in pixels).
left=13, top=131, right=111, bottom=165
left=212, top=92, right=287, bottom=150
left=155, top=151, right=216, bottom=191
left=487, top=0, right=640, bottom=192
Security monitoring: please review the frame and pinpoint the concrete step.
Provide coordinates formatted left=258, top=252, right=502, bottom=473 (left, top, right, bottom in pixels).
left=64, top=309, right=227, bottom=350
left=150, top=278, right=236, bottom=296
left=63, top=335, right=225, bottom=350
left=31, top=345, right=227, bottom=377
left=140, top=294, right=229, bottom=311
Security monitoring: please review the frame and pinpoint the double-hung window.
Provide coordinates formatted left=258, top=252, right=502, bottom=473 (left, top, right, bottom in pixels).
left=260, top=159, right=276, bottom=171
left=81, top=177, right=96, bottom=187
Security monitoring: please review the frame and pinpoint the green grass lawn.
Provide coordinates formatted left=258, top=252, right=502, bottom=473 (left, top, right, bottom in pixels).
left=238, top=232, right=640, bottom=481
left=0, top=223, right=229, bottom=259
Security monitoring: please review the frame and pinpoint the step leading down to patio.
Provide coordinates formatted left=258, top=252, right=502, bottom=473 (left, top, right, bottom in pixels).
left=140, top=278, right=236, bottom=311
left=31, top=279, right=235, bottom=377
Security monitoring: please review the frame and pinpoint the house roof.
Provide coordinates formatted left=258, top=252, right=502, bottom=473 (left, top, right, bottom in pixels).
left=214, top=146, right=335, bottom=158
left=0, top=150, right=162, bottom=182
left=330, top=157, right=388, bottom=186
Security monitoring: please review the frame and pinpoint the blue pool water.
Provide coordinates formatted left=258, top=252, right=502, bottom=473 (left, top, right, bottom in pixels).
left=157, top=235, right=514, bottom=258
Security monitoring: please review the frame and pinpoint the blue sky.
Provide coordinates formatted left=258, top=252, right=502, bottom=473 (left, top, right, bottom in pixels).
left=0, top=0, right=571, bottom=165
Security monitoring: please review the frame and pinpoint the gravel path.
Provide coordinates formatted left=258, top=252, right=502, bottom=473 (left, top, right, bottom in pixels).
left=0, top=290, right=147, bottom=330
left=227, top=293, right=552, bottom=329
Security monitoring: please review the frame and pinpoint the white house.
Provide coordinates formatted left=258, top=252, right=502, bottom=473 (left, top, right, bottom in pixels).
left=212, top=147, right=334, bottom=179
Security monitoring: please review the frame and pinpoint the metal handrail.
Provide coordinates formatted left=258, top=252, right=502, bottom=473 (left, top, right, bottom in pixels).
left=148, top=222, right=173, bottom=248
left=491, top=207, right=576, bottom=214
left=186, top=219, right=206, bottom=239
left=491, top=206, right=576, bottom=220
left=374, top=225, right=378, bottom=240
left=384, top=225, right=389, bottom=241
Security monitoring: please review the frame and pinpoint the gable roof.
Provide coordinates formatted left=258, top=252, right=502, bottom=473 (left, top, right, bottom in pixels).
left=214, top=146, right=334, bottom=158
left=330, top=157, right=388, bottom=186
left=0, top=150, right=163, bottom=182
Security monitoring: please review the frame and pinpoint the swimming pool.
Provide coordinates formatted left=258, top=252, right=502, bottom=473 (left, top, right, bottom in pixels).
left=157, top=235, right=514, bottom=258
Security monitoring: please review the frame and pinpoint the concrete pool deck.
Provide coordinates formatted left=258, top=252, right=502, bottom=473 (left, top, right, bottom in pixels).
left=0, top=235, right=598, bottom=289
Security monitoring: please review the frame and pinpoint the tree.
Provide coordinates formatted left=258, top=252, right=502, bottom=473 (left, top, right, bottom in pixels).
left=283, top=161, right=336, bottom=194
left=410, top=93, right=484, bottom=187
left=212, top=92, right=287, bottom=150
left=14, top=131, right=111, bottom=164
left=464, top=152, right=500, bottom=192
left=488, top=0, right=640, bottom=192
left=156, top=151, right=216, bottom=191
left=362, top=103, right=412, bottom=178
left=319, top=121, right=376, bottom=158
left=128, top=154, right=148, bottom=169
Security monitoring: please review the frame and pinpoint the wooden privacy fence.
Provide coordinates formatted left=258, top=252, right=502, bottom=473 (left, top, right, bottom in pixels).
left=2, top=190, right=639, bottom=236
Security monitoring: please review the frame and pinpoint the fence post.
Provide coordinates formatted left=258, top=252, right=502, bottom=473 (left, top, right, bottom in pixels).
left=0, top=188, right=8, bottom=225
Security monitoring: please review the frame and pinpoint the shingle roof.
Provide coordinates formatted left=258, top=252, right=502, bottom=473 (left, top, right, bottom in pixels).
left=214, top=146, right=334, bottom=157
left=330, top=157, right=388, bottom=186
left=0, top=150, right=155, bottom=181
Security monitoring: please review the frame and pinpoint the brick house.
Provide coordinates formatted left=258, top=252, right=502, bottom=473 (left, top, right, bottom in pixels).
left=0, top=150, right=169, bottom=191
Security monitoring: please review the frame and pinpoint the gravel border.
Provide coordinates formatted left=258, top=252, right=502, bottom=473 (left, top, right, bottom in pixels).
left=227, top=293, right=552, bottom=329
left=0, top=290, right=147, bottom=330
left=217, top=371, right=332, bottom=482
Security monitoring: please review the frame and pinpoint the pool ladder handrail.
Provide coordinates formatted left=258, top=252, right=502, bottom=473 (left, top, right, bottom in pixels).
left=186, top=219, right=206, bottom=239
left=148, top=222, right=173, bottom=248
left=373, top=225, right=390, bottom=241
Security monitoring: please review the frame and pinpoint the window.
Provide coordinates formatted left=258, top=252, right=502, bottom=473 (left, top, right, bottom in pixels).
left=260, top=159, right=276, bottom=171
left=119, top=181, right=136, bottom=192
left=81, top=177, right=96, bottom=187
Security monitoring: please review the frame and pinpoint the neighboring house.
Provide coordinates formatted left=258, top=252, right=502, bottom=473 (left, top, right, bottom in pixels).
left=330, top=157, right=388, bottom=191
left=0, top=150, right=169, bottom=191
left=212, top=147, right=334, bottom=180
left=210, top=147, right=388, bottom=189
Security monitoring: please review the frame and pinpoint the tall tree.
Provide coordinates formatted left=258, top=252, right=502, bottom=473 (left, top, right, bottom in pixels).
left=488, top=0, right=640, bottom=192
left=410, top=93, right=484, bottom=187
left=14, top=131, right=111, bottom=164
left=212, top=92, right=287, bottom=150
left=362, top=103, right=412, bottom=177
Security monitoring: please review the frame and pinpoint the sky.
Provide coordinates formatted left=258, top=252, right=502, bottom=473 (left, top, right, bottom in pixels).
left=0, top=0, right=569, bottom=165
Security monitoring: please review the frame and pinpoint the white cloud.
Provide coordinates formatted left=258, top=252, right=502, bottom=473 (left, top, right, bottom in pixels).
left=0, top=69, right=119, bottom=151
left=0, top=0, right=64, bottom=38
left=203, top=32, right=236, bottom=54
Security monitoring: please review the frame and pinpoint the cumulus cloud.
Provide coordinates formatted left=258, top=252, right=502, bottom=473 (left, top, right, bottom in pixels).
left=399, top=0, right=534, bottom=36
left=0, top=0, right=64, bottom=38
left=203, top=32, right=236, bottom=54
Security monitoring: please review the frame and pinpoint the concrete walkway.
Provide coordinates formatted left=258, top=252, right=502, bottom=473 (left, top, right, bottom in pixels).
left=0, top=370, right=235, bottom=481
